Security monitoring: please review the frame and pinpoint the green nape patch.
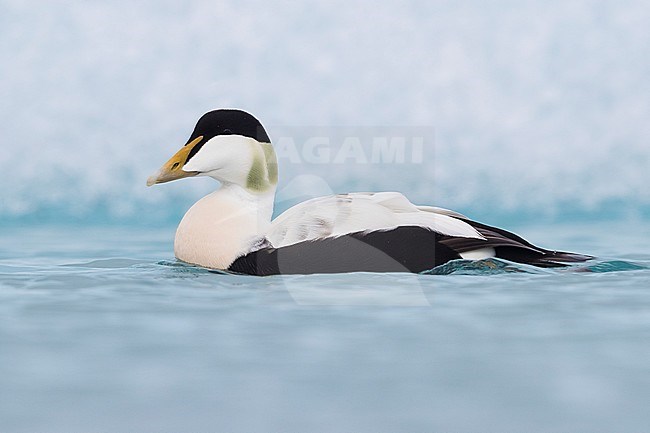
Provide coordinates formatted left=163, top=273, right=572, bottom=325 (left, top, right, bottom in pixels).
left=262, top=143, right=278, bottom=184
left=246, top=143, right=278, bottom=191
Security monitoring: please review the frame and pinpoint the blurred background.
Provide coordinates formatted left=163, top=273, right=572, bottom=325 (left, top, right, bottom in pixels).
left=1, top=0, right=649, bottom=225
left=2, top=3, right=650, bottom=433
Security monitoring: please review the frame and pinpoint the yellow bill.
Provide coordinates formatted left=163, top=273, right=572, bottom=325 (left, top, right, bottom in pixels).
left=146, top=136, right=204, bottom=186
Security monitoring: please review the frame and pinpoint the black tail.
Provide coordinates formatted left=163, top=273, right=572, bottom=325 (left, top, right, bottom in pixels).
left=439, top=219, right=593, bottom=268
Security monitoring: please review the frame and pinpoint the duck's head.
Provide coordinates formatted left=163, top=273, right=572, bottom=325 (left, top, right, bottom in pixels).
left=146, top=109, right=278, bottom=192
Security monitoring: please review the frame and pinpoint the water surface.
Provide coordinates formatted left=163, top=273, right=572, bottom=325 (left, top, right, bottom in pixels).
left=1, top=222, right=649, bottom=433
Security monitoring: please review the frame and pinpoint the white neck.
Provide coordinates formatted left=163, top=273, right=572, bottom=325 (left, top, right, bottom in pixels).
left=174, top=183, right=276, bottom=269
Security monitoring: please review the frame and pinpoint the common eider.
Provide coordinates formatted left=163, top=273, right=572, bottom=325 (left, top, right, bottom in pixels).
left=146, top=109, right=591, bottom=275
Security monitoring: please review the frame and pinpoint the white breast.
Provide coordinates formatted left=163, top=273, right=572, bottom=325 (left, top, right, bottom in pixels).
left=174, top=187, right=273, bottom=269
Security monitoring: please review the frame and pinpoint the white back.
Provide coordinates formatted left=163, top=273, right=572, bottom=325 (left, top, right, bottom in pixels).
left=267, top=192, right=484, bottom=248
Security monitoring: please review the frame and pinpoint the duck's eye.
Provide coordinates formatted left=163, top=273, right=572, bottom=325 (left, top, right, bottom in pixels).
left=172, top=162, right=180, bottom=170
left=223, top=128, right=232, bottom=134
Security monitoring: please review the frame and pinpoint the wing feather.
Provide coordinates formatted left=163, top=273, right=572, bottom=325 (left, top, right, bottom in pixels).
left=267, top=192, right=483, bottom=247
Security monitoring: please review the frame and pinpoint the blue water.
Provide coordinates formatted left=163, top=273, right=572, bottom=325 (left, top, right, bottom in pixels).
left=3, top=1, right=650, bottom=431
left=1, top=221, right=649, bottom=433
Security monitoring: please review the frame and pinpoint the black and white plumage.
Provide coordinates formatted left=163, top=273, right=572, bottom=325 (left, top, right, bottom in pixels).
left=147, top=109, right=591, bottom=275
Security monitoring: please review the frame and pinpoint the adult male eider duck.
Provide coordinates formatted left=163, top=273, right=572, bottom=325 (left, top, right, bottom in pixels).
left=146, top=109, right=591, bottom=275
